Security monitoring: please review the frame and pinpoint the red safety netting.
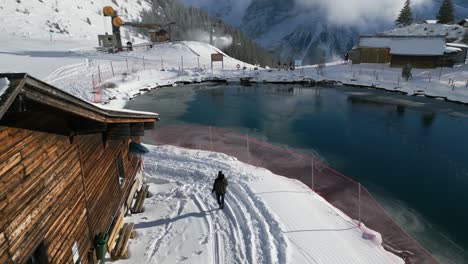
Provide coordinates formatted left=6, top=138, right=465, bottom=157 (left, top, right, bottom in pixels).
left=147, top=124, right=438, bottom=264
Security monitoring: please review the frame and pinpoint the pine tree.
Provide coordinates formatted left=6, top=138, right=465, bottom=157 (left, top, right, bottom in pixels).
left=395, top=0, right=413, bottom=27
left=437, top=0, right=455, bottom=24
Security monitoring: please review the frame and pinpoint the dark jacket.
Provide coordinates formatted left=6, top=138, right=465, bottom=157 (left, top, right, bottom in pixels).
left=212, top=175, right=228, bottom=194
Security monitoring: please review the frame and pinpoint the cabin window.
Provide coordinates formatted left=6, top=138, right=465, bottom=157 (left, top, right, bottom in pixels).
left=116, top=154, right=125, bottom=186
left=26, top=242, right=48, bottom=264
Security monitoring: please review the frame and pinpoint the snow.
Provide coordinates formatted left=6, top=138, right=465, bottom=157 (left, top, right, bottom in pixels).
left=115, top=145, right=403, bottom=264
left=359, top=36, right=446, bottom=56
left=0, top=78, right=9, bottom=97
left=0, top=3, right=465, bottom=261
left=389, top=37, right=446, bottom=56
left=445, top=47, right=462, bottom=53
left=447, top=42, right=468, bottom=48
left=382, top=23, right=466, bottom=42
left=0, top=0, right=150, bottom=42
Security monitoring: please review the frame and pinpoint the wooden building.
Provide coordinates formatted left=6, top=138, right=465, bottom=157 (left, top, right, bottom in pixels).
left=0, top=73, right=158, bottom=264
left=350, top=35, right=459, bottom=68
left=149, top=29, right=169, bottom=43
left=458, top=19, right=468, bottom=28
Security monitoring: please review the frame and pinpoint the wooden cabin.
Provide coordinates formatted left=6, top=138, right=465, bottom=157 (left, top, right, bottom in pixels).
left=149, top=29, right=169, bottom=43
left=350, top=35, right=457, bottom=68
left=0, top=73, right=158, bottom=264
left=458, top=19, right=468, bottom=28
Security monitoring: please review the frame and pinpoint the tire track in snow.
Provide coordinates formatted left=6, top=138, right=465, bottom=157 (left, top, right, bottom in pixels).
left=195, top=191, right=243, bottom=264
left=145, top=187, right=188, bottom=262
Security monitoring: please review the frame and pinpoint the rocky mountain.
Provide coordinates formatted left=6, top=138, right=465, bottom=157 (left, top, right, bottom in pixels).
left=178, top=0, right=468, bottom=64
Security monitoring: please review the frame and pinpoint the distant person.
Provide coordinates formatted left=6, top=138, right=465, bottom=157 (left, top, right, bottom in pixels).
left=344, top=53, right=349, bottom=64
left=212, top=171, right=228, bottom=209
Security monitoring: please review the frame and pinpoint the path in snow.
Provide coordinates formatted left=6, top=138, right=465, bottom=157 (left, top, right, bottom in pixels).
left=115, top=146, right=402, bottom=264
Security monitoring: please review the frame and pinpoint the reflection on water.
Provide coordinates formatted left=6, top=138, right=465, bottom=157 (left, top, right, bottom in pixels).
left=126, top=84, right=468, bottom=263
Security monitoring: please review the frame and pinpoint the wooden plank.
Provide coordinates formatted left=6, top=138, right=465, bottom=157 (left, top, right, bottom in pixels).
left=107, top=212, right=124, bottom=252
left=121, top=223, right=135, bottom=259
left=111, top=223, right=128, bottom=260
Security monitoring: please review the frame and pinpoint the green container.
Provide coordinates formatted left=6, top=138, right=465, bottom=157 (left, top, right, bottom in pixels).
left=94, top=232, right=109, bottom=260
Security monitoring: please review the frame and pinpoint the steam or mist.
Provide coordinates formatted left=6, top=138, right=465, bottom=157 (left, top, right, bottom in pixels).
left=294, top=0, right=434, bottom=26
left=185, top=29, right=233, bottom=49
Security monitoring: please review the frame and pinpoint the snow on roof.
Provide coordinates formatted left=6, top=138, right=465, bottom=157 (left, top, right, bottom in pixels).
left=382, top=24, right=465, bottom=42
left=94, top=103, right=159, bottom=117
left=445, top=47, right=462, bottom=53
left=359, top=36, right=446, bottom=56
left=424, top=20, right=438, bottom=24
left=447, top=42, right=468, bottom=48
left=0, top=78, right=9, bottom=98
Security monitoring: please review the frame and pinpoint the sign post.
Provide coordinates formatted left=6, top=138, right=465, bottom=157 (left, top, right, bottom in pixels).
left=211, top=53, right=224, bottom=72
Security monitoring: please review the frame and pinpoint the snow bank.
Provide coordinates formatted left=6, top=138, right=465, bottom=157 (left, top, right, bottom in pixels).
left=0, top=78, right=10, bottom=97
left=115, top=145, right=403, bottom=264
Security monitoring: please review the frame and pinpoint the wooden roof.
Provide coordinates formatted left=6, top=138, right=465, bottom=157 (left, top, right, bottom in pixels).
left=0, top=73, right=158, bottom=137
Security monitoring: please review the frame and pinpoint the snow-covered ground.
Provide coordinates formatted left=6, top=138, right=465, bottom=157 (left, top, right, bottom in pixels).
left=1, top=6, right=465, bottom=261
left=115, top=145, right=403, bottom=264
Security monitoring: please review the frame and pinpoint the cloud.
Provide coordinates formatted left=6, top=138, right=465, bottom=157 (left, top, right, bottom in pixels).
left=294, top=0, right=434, bottom=26
left=185, top=28, right=233, bottom=49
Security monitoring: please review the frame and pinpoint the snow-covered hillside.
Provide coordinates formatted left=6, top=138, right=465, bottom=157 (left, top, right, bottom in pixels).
left=0, top=0, right=150, bottom=42
left=115, top=145, right=403, bottom=264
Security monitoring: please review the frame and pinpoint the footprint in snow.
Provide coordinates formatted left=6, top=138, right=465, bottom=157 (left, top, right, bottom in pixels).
left=199, top=235, right=209, bottom=245
left=193, top=250, right=203, bottom=255
left=177, top=256, right=189, bottom=262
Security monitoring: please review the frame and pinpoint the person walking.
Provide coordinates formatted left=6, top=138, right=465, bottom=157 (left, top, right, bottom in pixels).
left=212, top=171, right=228, bottom=209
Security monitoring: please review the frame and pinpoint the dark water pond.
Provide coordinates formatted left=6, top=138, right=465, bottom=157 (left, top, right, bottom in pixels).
left=126, top=84, right=468, bottom=263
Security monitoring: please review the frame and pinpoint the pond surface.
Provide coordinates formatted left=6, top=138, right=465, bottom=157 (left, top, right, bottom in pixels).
left=126, top=84, right=468, bottom=263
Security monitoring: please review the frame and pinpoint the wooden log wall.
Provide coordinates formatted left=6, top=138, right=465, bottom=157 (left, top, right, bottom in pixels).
left=0, top=126, right=141, bottom=264
left=78, top=134, right=139, bottom=236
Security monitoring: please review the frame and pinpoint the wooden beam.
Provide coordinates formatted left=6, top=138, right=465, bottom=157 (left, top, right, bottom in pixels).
left=143, top=122, right=155, bottom=130
left=105, top=123, right=131, bottom=140
left=129, top=123, right=144, bottom=136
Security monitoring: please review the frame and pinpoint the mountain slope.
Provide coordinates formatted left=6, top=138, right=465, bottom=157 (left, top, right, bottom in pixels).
left=177, top=0, right=468, bottom=63
left=0, top=0, right=150, bottom=42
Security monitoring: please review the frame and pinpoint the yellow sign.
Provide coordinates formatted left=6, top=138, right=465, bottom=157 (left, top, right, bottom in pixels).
left=103, top=6, right=114, bottom=16
left=112, top=16, right=123, bottom=27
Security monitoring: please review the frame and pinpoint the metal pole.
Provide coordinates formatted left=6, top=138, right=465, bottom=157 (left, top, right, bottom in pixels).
left=246, top=133, right=250, bottom=163
left=143, top=56, right=146, bottom=70
left=126, top=58, right=129, bottom=73
left=209, top=126, right=213, bottom=151
left=311, top=159, right=314, bottom=192
left=110, top=61, right=115, bottom=77
left=358, top=183, right=361, bottom=226
left=98, top=65, right=101, bottom=84
left=181, top=56, right=184, bottom=70
left=198, top=56, right=200, bottom=68
left=161, top=57, right=163, bottom=70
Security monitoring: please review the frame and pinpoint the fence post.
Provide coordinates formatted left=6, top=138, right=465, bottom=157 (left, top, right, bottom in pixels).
left=358, top=183, right=362, bottom=226
left=143, top=56, right=146, bottom=70
left=126, top=58, right=129, bottom=73
left=110, top=61, right=115, bottom=77
left=209, top=126, right=213, bottom=151
left=311, top=159, right=314, bottom=192
left=161, top=57, right=164, bottom=71
left=97, top=65, right=101, bottom=84
left=246, top=133, right=250, bottom=163
left=181, top=56, right=184, bottom=70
